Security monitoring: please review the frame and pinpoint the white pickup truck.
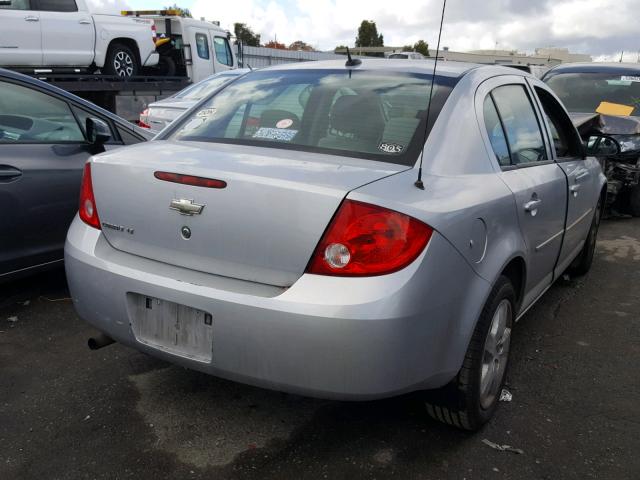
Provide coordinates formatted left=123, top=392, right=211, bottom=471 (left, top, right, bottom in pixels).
left=0, top=0, right=158, bottom=77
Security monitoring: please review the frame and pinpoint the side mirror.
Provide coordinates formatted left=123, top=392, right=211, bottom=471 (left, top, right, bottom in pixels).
left=586, top=134, right=621, bottom=157
left=86, top=117, right=111, bottom=147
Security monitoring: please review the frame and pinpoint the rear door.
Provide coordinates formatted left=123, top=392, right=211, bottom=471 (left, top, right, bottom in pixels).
left=212, top=34, right=234, bottom=72
left=0, top=0, right=42, bottom=66
left=35, top=0, right=95, bottom=66
left=480, top=77, right=568, bottom=309
left=188, top=28, right=214, bottom=81
left=0, top=78, right=125, bottom=276
left=531, top=84, right=602, bottom=273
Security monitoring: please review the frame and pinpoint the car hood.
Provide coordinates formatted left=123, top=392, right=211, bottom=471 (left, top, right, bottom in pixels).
left=569, top=112, right=640, bottom=136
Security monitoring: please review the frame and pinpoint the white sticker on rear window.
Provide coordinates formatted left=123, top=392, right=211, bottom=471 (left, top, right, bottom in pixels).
left=253, top=127, right=298, bottom=142
left=196, top=108, right=217, bottom=118
left=276, top=118, right=294, bottom=129
left=621, top=76, right=640, bottom=82
left=378, top=142, right=404, bottom=154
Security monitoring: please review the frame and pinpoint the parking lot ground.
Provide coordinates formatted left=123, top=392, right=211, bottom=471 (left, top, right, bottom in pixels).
left=1, top=219, right=639, bottom=480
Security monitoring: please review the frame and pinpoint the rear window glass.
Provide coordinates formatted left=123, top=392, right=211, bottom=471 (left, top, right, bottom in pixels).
left=167, top=69, right=457, bottom=165
left=174, top=74, right=238, bottom=100
left=545, top=72, right=640, bottom=116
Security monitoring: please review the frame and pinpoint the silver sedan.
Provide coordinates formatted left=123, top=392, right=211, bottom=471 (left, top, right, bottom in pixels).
left=65, top=59, right=606, bottom=430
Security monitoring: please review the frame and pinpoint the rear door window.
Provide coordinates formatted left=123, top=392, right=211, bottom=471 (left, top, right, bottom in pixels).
left=195, top=33, right=209, bottom=60
left=0, top=0, right=31, bottom=9
left=483, top=96, right=511, bottom=167
left=491, top=84, right=548, bottom=165
left=214, top=36, right=233, bottom=67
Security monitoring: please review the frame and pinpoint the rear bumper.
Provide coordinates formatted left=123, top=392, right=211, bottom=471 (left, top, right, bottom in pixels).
left=65, top=216, right=491, bottom=400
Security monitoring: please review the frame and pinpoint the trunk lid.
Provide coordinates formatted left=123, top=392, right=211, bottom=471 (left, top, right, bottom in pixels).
left=147, top=100, right=196, bottom=130
left=91, top=141, right=407, bottom=286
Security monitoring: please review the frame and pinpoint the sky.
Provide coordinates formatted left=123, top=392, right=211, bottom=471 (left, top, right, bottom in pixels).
left=87, top=0, right=639, bottom=61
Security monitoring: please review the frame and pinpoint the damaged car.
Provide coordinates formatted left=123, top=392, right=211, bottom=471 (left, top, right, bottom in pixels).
left=543, top=63, right=640, bottom=215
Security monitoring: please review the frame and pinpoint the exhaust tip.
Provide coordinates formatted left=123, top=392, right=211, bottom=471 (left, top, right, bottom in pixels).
left=88, top=333, right=115, bottom=350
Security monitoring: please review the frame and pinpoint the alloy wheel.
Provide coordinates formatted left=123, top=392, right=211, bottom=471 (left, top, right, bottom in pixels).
left=113, top=51, right=134, bottom=77
left=480, top=299, right=512, bottom=410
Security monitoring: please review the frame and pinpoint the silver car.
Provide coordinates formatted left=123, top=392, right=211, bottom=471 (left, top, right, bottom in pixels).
left=65, top=59, right=606, bottom=430
left=139, top=69, right=250, bottom=132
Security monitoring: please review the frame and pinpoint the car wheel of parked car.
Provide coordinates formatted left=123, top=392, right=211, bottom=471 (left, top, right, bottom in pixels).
left=568, top=197, right=602, bottom=276
left=628, top=186, right=640, bottom=217
left=424, top=275, right=515, bottom=431
left=104, top=43, right=139, bottom=78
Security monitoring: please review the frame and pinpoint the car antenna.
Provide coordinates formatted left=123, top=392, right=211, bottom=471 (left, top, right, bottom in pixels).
left=345, top=47, right=361, bottom=67
left=415, top=0, right=447, bottom=190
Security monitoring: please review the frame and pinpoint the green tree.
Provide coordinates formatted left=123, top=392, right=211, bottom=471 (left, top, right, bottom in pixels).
left=234, top=23, right=261, bottom=47
left=334, top=45, right=348, bottom=54
left=355, top=20, right=384, bottom=48
left=413, top=40, right=430, bottom=57
left=164, top=4, right=192, bottom=17
left=264, top=40, right=286, bottom=50
left=289, top=40, right=314, bottom=51
left=401, top=45, right=414, bottom=52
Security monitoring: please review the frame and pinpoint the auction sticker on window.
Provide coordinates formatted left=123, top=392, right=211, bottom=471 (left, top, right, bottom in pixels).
left=253, top=127, right=298, bottom=142
left=378, top=142, right=404, bottom=154
left=196, top=108, right=217, bottom=118
left=621, top=76, right=640, bottom=83
left=276, top=118, right=294, bottom=129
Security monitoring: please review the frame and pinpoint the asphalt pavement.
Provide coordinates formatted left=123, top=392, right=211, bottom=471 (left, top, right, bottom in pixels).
left=1, top=218, right=639, bottom=480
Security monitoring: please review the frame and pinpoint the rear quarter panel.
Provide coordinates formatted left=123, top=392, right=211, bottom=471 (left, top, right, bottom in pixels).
left=91, top=15, right=156, bottom=67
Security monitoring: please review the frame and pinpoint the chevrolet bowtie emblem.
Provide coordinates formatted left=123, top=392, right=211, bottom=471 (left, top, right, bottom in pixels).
left=169, top=198, right=205, bottom=216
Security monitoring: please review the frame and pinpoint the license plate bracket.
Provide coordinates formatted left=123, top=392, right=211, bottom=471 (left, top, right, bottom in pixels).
left=129, top=294, right=213, bottom=363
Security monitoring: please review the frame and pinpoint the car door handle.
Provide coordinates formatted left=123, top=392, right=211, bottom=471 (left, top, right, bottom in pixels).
left=524, top=199, right=542, bottom=214
left=79, top=19, right=92, bottom=24
left=569, top=184, right=581, bottom=195
left=24, top=15, right=39, bottom=22
left=0, top=166, right=23, bottom=181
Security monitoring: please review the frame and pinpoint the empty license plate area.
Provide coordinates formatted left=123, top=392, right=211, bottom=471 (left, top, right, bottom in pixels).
left=128, top=293, right=214, bottom=363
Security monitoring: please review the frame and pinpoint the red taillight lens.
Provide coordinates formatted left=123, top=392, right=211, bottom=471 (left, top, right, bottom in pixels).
left=139, top=108, right=150, bottom=129
left=79, top=163, right=101, bottom=229
left=306, top=200, right=433, bottom=277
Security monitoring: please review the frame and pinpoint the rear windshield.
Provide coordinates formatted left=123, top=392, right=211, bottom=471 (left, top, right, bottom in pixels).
left=174, top=74, right=239, bottom=100
left=545, top=72, right=640, bottom=116
left=167, top=69, right=457, bottom=165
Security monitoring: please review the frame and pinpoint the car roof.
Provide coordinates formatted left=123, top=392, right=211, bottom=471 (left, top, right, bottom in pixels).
left=259, top=58, right=487, bottom=79
left=545, top=62, right=640, bottom=76
left=0, top=67, right=133, bottom=126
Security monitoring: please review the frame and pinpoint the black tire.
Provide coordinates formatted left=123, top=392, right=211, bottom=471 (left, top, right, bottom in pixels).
left=424, top=276, right=515, bottom=431
left=568, top=197, right=602, bottom=276
left=103, top=43, right=139, bottom=78
left=157, top=56, right=177, bottom=77
left=629, top=186, right=640, bottom=217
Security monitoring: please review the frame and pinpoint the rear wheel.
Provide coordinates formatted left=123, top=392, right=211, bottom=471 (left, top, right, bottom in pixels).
left=104, top=43, right=139, bottom=78
left=424, top=276, right=515, bottom=430
left=568, top=197, right=602, bottom=276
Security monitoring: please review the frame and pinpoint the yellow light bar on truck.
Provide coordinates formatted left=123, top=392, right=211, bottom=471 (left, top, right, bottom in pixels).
left=121, top=9, right=181, bottom=17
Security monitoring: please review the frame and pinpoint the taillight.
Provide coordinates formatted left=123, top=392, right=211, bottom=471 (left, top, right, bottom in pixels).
left=306, top=200, right=433, bottom=277
left=139, top=108, right=151, bottom=129
left=151, top=23, right=157, bottom=40
left=154, top=171, right=227, bottom=188
left=79, top=163, right=101, bottom=230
